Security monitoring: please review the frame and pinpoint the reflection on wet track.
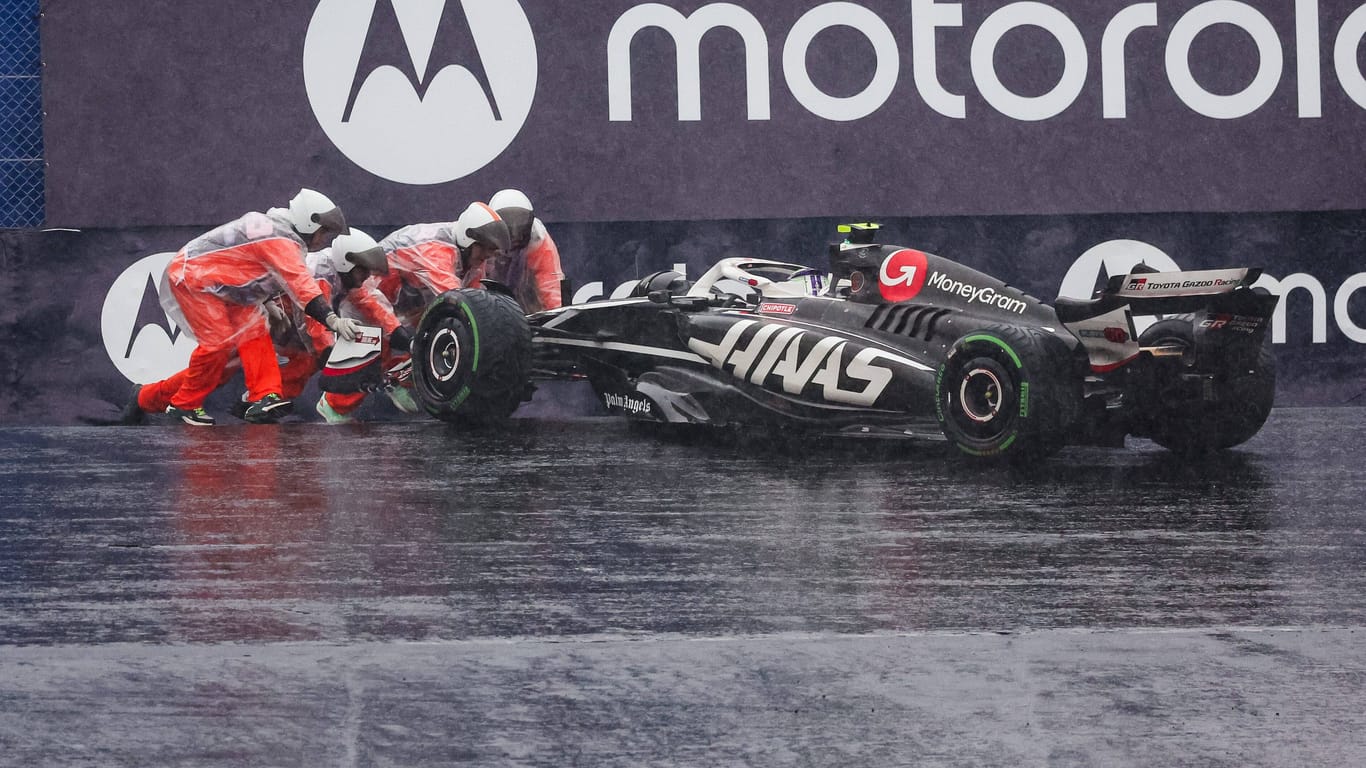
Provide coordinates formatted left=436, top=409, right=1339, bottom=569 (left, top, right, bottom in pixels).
left=1, top=408, right=1364, bottom=765
left=3, top=410, right=1361, bottom=644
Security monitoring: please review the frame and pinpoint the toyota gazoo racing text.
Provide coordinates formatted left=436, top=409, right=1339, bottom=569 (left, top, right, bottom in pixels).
left=408, top=224, right=1278, bottom=463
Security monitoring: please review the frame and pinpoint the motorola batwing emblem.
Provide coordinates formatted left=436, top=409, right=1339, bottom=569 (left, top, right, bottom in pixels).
left=304, top=0, right=538, bottom=185
left=102, top=253, right=196, bottom=384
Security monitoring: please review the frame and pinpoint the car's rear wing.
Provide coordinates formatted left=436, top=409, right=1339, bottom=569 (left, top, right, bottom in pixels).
left=1055, top=267, right=1273, bottom=323
left=1106, top=267, right=1260, bottom=300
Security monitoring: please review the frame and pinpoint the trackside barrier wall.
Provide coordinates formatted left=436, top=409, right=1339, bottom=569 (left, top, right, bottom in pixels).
left=2, top=209, right=1364, bottom=425
left=7, top=1, right=1366, bottom=423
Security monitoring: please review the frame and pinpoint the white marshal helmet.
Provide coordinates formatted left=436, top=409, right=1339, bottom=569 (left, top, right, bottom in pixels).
left=328, top=228, right=388, bottom=275
left=489, top=188, right=533, bottom=212
left=454, top=202, right=512, bottom=253
left=489, top=188, right=535, bottom=250
left=288, top=188, right=346, bottom=236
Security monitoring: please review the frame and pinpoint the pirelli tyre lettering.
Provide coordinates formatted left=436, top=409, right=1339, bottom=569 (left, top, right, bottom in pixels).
left=936, top=325, right=1081, bottom=461
left=411, top=288, right=533, bottom=425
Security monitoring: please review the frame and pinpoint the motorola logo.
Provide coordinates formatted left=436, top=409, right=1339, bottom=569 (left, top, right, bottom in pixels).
left=608, top=1, right=1366, bottom=123
left=1057, top=240, right=1181, bottom=336
left=101, top=253, right=196, bottom=384
left=303, top=0, right=538, bottom=185
left=1057, top=239, right=1182, bottom=303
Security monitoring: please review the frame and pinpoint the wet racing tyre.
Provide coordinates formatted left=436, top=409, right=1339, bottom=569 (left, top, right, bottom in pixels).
left=936, top=324, right=1081, bottom=463
left=1134, top=317, right=1275, bottom=453
left=410, top=288, right=532, bottom=426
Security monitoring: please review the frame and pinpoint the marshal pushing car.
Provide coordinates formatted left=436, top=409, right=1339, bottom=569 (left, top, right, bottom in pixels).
left=407, top=224, right=1278, bottom=463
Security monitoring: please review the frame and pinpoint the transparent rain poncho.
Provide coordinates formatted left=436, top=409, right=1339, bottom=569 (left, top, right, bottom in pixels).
left=307, top=250, right=400, bottom=335
left=372, top=222, right=464, bottom=326
left=480, top=218, right=565, bottom=312
left=159, top=209, right=323, bottom=352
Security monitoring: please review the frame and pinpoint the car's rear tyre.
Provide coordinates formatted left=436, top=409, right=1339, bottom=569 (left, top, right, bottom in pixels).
left=936, top=325, right=1080, bottom=462
left=411, top=288, right=532, bottom=426
left=1134, top=318, right=1275, bottom=453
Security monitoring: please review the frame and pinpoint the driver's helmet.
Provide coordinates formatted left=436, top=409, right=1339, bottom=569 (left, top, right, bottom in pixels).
left=328, top=228, right=388, bottom=276
left=630, top=270, right=691, bottom=298
left=455, top=202, right=512, bottom=254
left=488, top=188, right=535, bottom=251
left=288, top=188, right=347, bottom=241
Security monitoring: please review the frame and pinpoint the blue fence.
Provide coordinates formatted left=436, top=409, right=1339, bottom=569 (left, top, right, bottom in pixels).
left=1, top=0, right=42, bottom=228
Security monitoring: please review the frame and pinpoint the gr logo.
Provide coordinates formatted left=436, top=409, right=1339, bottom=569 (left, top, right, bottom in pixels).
left=303, top=0, right=538, bottom=185
left=101, top=253, right=195, bottom=384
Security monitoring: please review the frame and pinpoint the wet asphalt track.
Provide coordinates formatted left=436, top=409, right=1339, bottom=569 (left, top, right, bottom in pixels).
left=1, top=406, right=1364, bottom=766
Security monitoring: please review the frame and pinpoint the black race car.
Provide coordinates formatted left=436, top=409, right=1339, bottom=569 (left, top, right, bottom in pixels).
left=408, top=224, right=1278, bottom=462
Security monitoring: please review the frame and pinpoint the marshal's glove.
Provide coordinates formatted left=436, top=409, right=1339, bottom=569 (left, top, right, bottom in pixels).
left=389, top=325, right=414, bottom=354
left=264, top=298, right=289, bottom=326
left=326, top=313, right=363, bottom=343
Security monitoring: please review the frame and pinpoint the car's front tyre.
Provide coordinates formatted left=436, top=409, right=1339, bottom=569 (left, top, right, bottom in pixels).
left=410, top=288, right=532, bottom=426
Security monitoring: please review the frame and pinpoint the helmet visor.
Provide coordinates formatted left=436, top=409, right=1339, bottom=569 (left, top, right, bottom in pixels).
left=496, top=208, right=534, bottom=250
left=313, top=207, right=348, bottom=239
left=467, top=219, right=512, bottom=254
left=347, top=244, right=389, bottom=276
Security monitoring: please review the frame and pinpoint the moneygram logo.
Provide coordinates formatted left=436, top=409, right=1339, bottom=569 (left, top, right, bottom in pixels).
left=878, top=249, right=929, bottom=303
left=303, top=0, right=538, bottom=185
left=102, top=253, right=196, bottom=384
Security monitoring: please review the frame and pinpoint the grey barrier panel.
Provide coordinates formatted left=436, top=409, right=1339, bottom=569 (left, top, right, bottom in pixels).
left=1, top=210, right=1363, bottom=426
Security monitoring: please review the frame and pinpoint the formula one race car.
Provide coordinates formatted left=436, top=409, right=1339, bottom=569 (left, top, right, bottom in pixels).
left=409, top=224, right=1278, bottom=463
